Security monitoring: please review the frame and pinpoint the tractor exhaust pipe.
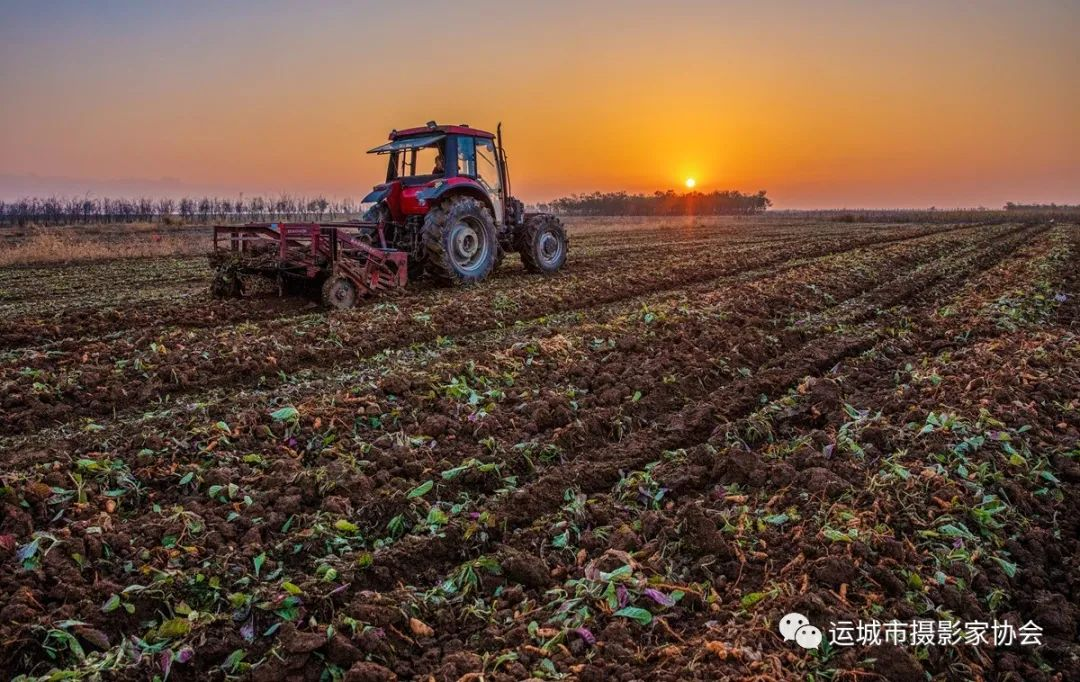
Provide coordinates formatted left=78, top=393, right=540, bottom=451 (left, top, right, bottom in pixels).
left=497, top=122, right=511, bottom=202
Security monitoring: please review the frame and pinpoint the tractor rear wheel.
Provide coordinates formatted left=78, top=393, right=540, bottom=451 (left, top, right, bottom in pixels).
left=421, top=196, right=498, bottom=285
left=322, top=275, right=358, bottom=310
left=518, top=215, right=568, bottom=274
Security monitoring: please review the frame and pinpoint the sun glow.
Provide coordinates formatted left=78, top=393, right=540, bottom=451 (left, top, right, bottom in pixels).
left=685, top=178, right=696, bottom=188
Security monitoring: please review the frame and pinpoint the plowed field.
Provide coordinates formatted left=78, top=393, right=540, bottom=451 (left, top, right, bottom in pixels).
left=1, top=217, right=1077, bottom=681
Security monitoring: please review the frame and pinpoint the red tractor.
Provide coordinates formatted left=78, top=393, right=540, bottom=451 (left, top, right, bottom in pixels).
left=210, top=122, right=568, bottom=309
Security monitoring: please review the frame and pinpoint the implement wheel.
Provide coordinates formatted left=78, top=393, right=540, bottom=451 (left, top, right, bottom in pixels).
left=322, top=275, right=358, bottom=310
left=211, top=265, right=242, bottom=298
left=421, top=195, right=498, bottom=285
left=518, top=215, right=568, bottom=274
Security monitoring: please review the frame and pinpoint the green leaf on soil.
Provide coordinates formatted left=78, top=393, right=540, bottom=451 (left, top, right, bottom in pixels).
left=992, top=556, right=1018, bottom=577
left=937, top=523, right=977, bottom=541
left=614, top=606, right=653, bottom=625
left=740, top=591, right=768, bottom=609
left=552, top=530, right=569, bottom=548
left=407, top=480, right=434, bottom=499
left=270, top=406, right=299, bottom=422
left=763, top=513, right=790, bottom=526
left=222, top=649, right=246, bottom=671
left=823, top=528, right=852, bottom=543
left=101, top=594, right=121, bottom=613
left=599, top=564, right=633, bottom=582
left=155, top=618, right=191, bottom=640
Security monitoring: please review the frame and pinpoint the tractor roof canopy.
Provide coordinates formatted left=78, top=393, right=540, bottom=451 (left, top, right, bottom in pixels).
left=389, top=124, right=495, bottom=140
left=367, top=134, right=444, bottom=154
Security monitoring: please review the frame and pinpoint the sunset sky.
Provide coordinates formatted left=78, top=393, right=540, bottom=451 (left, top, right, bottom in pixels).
left=1, top=0, right=1077, bottom=208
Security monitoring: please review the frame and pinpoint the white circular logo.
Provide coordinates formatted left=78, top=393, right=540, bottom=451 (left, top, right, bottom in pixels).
left=795, top=624, right=823, bottom=649
left=780, top=612, right=822, bottom=649
left=779, top=612, right=809, bottom=641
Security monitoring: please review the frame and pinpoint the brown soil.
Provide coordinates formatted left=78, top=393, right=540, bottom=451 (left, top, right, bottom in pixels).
left=0, top=216, right=1076, bottom=680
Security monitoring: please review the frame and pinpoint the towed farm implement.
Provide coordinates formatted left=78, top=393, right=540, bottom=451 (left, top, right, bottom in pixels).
left=210, top=122, right=568, bottom=309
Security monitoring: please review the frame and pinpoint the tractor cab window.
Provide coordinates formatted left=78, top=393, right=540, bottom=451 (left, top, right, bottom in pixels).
left=369, top=134, right=446, bottom=180
left=412, top=145, right=443, bottom=176
left=388, top=145, right=442, bottom=179
left=475, top=139, right=501, bottom=191
left=456, top=136, right=476, bottom=177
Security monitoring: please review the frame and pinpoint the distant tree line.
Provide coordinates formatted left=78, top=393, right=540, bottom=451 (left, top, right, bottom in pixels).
left=535, top=190, right=771, bottom=216
left=0, top=195, right=361, bottom=226
left=1004, top=202, right=1080, bottom=211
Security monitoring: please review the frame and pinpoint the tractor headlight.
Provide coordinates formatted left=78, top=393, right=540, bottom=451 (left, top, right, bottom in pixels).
left=359, top=202, right=382, bottom=221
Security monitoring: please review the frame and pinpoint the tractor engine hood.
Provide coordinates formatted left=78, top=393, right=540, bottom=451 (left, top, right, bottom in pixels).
left=361, top=185, right=390, bottom=205
left=362, top=177, right=484, bottom=222
left=362, top=178, right=445, bottom=205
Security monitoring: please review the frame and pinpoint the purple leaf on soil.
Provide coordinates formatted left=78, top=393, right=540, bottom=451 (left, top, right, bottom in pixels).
left=575, top=627, right=596, bottom=646
left=15, top=538, right=38, bottom=562
left=286, top=437, right=298, bottom=448
left=329, top=583, right=350, bottom=596
left=637, top=486, right=653, bottom=505
left=130, top=636, right=144, bottom=662
left=617, top=584, right=630, bottom=608
left=176, top=647, right=194, bottom=664
left=160, top=651, right=172, bottom=676
left=822, top=443, right=835, bottom=458
left=953, top=538, right=965, bottom=549
left=1055, top=293, right=1068, bottom=303
left=644, top=588, right=675, bottom=607
left=240, top=619, right=255, bottom=642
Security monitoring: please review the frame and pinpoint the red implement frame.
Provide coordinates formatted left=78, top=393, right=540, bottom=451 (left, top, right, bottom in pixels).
left=211, top=222, right=407, bottom=296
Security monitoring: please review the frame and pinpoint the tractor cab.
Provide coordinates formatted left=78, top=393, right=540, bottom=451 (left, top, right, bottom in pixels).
left=364, top=124, right=509, bottom=227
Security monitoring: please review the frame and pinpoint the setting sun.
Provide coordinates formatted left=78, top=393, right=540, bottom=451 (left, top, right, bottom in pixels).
left=685, top=178, right=696, bottom=189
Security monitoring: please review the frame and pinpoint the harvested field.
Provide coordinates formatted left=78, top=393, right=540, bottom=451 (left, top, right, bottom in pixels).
left=0, top=216, right=1077, bottom=680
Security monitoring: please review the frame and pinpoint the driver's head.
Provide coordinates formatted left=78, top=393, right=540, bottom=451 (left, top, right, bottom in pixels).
left=433, top=153, right=444, bottom=172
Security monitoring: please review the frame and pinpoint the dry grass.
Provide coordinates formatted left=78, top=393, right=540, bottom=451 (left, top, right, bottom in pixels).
left=0, top=226, right=211, bottom=266
left=2, top=208, right=1072, bottom=267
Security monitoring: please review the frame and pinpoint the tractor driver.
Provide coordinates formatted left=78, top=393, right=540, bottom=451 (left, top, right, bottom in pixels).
left=432, top=150, right=445, bottom=175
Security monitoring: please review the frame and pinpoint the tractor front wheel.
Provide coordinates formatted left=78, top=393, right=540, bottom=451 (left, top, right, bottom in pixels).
left=518, top=215, right=568, bottom=274
left=421, top=196, right=498, bottom=285
left=322, top=275, right=358, bottom=310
